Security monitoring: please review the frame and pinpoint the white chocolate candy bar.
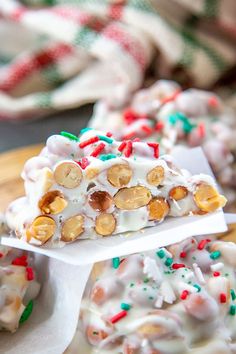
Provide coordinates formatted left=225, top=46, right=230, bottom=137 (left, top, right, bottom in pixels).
left=75, top=237, right=236, bottom=354
left=90, top=80, right=236, bottom=208
left=0, top=246, right=40, bottom=332
left=6, top=129, right=226, bottom=247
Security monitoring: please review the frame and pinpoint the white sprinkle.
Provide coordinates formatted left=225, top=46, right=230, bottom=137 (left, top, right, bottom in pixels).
left=193, top=263, right=206, bottom=285
left=160, top=281, right=176, bottom=304
left=154, top=295, right=163, bottom=308
left=172, top=199, right=181, bottom=210
left=210, top=262, right=224, bottom=272
left=143, top=257, right=163, bottom=286
left=141, top=339, right=149, bottom=348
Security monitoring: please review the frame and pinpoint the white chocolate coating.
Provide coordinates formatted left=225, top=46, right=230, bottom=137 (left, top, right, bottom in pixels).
left=6, top=130, right=226, bottom=247
left=76, top=237, right=236, bottom=354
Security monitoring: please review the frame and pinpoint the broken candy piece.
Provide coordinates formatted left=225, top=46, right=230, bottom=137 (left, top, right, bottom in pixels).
left=6, top=129, right=227, bottom=246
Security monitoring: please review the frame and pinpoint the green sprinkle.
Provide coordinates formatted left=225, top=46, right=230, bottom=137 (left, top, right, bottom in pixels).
left=130, top=282, right=135, bottom=287
left=193, top=284, right=201, bottom=292
left=182, top=275, right=185, bottom=278
left=80, top=127, right=93, bottom=134
left=192, top=256, right=196, bottom=260
left=230, top=305, right=236, bottom=316
left=165, top=258, right=173, bottom=267
left=121, top=303, right=131, bottom=311
left=98, top=135, right=113, bottom=144
left=156, top=249, right=165, bottom=259
left=188, top=281, right=192, bottom=284
left=93, top=331, right=99, bottom=335
left=20, top=300, right=33, bottom=324
left=149, top=296, right=154, bottom=300
left=60, top=131, right=79, bottom=141
left=112, top=257, right=120, bottom=269
left=99, top=154, right=117, bottom=161
left=231, top=289, right=236, bottom=301
left=143, top=278, right=149, bottom=283
left=225, top=273, right=229, bottom=277
left=210, top=251, right=221, bottom=260
left=143, top=287, right=147, bottom=291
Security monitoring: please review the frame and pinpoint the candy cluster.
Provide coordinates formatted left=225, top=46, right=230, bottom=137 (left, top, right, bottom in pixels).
left=78, top=237, right=236, bottom=353
left=90, top=80, right=236, bottom=207
left=6, top=129, right=226, bottom=246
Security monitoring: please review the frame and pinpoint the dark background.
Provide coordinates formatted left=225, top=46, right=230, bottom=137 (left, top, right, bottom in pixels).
left=0, top=105, right=93, bottom=152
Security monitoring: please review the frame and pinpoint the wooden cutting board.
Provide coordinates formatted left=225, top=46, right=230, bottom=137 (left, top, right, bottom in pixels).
left=0, top=144, right=43, bottom=213
left=0, top=144, right=235, bottom=241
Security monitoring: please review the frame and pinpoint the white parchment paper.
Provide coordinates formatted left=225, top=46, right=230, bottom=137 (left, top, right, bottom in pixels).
left=0, top=254, right=92, bottom=354
left=1, top=148, right=227, bottom=265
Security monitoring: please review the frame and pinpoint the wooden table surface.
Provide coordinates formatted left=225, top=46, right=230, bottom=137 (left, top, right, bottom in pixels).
left=0, top=144, right=235, bottom=242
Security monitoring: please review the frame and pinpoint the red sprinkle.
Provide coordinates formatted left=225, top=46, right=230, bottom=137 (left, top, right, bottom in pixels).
left=133, top=138, right=141, bottom=142
left=198, top=122, right=205, bottom=139
left=124, top=141, right=133, bottom=158
left=123, top=132, right=136, bottom=140
left=220, top=293, right=227, bottom=303
left=0, top=253, right=3, bottom=258
left=147, top=142, right=159, bottom=158
left=123, top=108, right=139, bottom=125
left=180, top=290, right=189, bottom=300
left=180, top=251, right=187, bottom=259
left=141, top=124, right=153, bottom=135
left=213, top=271, right=220, bottom=277
left=197, top=239, right=209, bottom=250
left=208, top=96, right=219, bottom=107
left=155, top=121, right=164, bottom=132
left=90, top=142, right=106, bottom=157
left=172, top=263, right=185, bottom=270
left=110, top=310, right=127, bottom=323
left=26, top=267, right=34, bottom=281
left=118, top=141, right=127, bottom=152
left=79, top=136, right=99, bottom=148
left=106, top=132, right=113, bottom=137
left=160, top=89, right=181, bottom=104
left=12, top=255, right=28, bottom=267
left=80, top=157, right=89, bottom=169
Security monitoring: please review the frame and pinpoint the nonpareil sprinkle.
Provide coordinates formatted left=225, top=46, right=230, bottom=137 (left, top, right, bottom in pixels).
left=210, top=251, right=221, bottom=260
left=156, top=249, right=165, bottom=259
left=20, top=300, right=33, bottom=324
left=98, top=135, right=113, bottom=144
left=230, top=305, right=236, bottom=316
left=110, top=310, right=127, bottom=324
left=121, top=303, right=131, bottom=311
left=231, top=289, right=236, bottom=301
left=193, top=284, right=201, bottom=292
left=165, top=258, right=173, bottom=267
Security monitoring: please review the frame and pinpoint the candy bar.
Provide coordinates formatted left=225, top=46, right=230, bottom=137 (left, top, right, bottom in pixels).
left=90, top=80, right=236, bottom=208
left=75, top=237, right=236, bottom=353
left=6, top=129, right=226, bottom=247
left=0, top=240, right=40, bottom=332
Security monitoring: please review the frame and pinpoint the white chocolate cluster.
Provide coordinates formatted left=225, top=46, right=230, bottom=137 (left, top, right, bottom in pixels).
left=0, top=244, right=40, bottom=332
left=77, top=237, right=236, bottom=354
left=6, top=129, right=226, bottom=247
left=90, top=80, right=236, bottom=207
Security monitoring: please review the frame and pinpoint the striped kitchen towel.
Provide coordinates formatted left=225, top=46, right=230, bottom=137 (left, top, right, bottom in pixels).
left=0, top=0, right=235, bottom=120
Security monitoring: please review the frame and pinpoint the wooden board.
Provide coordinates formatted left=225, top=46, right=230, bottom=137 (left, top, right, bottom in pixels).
left=0, top=144, right=43, bottom=213
left=0, top=144, right=235, bottom=242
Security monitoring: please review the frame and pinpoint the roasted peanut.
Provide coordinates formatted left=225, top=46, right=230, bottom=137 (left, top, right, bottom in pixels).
left=114, top=186, right=152, bottom=210
left=148, top=197, right=169, bottom=221
left=89, top=191, right=113, bottom=212
left=91, top=285, right=106, bottom=304
left=137, top=323, right=168, bottom=339
left=169, top=186, right=188, bottom=200
left=146, top=166, right=165, bottom=186
left=107, top=164, right=132, bottom=187
left=54, top=162, right=82, bottom=188
left=194, top=183, right=227, bottom=212
left=61, top=214, right=84, bottom=242
left=26, top=216, right=56, bottom=244
left=86, top=168, right=100, bottom=180
left=41, top=168, right=54, bottom=192
left=95, top=213, right=116, bottom=236
left=86, top=325, right=109, bottom=346
left=38, top=190, right=68, bottom=214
